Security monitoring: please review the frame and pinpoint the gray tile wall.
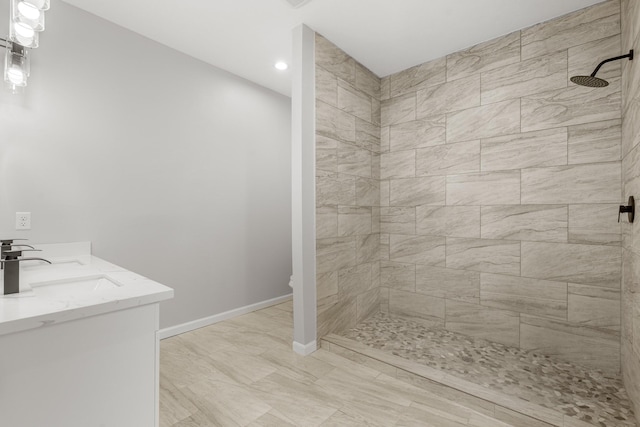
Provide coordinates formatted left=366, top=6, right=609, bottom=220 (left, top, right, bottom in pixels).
left=621, top=0, right=640, bottom=420
left=315, top=34, right=382, bottom=338
left=314, top=0, right=626, bottom=376
left=378, top=0, right=622, bottom=373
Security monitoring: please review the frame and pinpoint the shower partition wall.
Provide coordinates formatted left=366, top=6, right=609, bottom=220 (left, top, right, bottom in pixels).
left=312, top=0, right=624, bottom=374
left=314, top=34, right=383, bottom=338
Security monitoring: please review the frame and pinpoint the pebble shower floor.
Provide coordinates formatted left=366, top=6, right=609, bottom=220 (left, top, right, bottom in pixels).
left=341, top=312, right=636, bottom=427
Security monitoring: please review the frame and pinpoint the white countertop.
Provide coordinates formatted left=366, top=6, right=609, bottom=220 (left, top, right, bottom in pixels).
left=0, top=242, right=174, bottom=336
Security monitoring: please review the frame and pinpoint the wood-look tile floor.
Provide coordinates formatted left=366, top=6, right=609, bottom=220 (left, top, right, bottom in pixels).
left=160, top=300, right=518, bottom=426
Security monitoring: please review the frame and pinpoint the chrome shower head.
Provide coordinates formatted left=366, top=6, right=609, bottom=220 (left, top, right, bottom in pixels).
left=570, top=49, right=633, bottom=88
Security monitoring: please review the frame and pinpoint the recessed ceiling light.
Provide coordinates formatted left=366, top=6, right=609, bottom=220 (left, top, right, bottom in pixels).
left=282, top=0, right=314, bottom=8
left=274, top=62, right=288, bottom=71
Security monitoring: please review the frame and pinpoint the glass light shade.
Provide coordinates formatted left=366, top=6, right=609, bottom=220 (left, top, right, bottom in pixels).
left=11, top=0, right=45, bottom=32
left=10, top=20, right=39, bottom=48
left=24, top=0, right=49, bottom=11
left=4, top=44, right=30, bottom=91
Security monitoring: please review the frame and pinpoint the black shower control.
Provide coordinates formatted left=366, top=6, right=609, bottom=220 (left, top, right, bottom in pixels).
left=619, top=196, right=635, bottom=223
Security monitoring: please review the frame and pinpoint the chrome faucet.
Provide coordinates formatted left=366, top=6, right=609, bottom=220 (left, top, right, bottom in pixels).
left=2, top=249, right=51, bottom=295
left=0, top=239, right=35, bottom=270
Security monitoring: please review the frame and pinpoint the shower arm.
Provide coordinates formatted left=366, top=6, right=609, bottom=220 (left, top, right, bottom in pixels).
left=590, top=50, right=634, bottom=77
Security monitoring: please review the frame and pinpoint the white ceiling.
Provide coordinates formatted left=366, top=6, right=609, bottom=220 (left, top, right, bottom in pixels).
left=61, top=0, right=606, bottom=97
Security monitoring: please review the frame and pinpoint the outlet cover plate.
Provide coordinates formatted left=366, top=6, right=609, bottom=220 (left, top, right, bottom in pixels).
left=16, top=212, right=31, bottom=230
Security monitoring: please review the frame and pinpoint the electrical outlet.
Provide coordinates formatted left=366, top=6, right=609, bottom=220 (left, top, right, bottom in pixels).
left=15, top=212, right=31, bottom=230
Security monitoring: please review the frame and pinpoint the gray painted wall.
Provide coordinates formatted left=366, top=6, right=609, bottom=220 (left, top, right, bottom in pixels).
left=0, top=0, right=292, bottom=328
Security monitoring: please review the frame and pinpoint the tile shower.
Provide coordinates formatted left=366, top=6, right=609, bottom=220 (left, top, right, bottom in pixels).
left=312, top=0, right=640, bottom=425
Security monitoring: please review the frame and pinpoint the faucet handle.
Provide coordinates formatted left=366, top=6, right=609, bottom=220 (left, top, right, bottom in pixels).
left=0, top=238, right=28, bottom=245
left=9, top=244, right=35, bottom=250
left=2, top=248, right=42, bottom=259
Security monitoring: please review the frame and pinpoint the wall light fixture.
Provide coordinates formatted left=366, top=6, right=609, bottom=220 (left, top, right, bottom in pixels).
left=3, top=0, right=49, bottom=92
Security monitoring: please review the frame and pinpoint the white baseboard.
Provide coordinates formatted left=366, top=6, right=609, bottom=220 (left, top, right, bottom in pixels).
left=158, top=293, right=293, bottom=340
left=293, top=340, right=317, bottom=356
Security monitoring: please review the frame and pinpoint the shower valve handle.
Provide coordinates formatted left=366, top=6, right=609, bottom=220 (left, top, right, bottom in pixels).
left=619, top=196, right=635, bottom=223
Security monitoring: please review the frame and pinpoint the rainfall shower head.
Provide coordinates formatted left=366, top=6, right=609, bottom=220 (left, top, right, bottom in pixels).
left=570, top=75, right=610, bottom=87
left=570, top=50, right=634, bottom=87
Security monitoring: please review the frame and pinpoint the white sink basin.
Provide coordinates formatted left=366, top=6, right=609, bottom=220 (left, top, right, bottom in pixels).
left=22, top=259, right=85, bottom=271
left=31, top=275, right=122, bottom=298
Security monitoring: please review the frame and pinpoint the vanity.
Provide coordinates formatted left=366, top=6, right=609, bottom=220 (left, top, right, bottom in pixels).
left=0, top=242, right=174, bottom=427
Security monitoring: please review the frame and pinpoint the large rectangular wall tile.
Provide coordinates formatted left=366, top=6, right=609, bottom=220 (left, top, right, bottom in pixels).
left=379, top=234, right=390, bottom=261
left=390, top=176, right=446, bottom=206
left=316, top=171, right=356, bottom=206
left=316, top=138, right=337, bottom=173
left=381, top=261, right=416, bottom=292
left=380, top=126, right=391, bottom=153
left=446, top=171, right=520, bottom=205
left=481, top=205, right=567, bottom=243
left=622, top=0, right=640, bottom=52
left=445, top=300, right=520, bottom=347
left=521, top=78, right=621, bottom=132
left=481, top=51, right=568, bottom=104
left=381, top=93, right=416, bottom=127
left=481, top=128, right=568, bottom=171
left=338, top=207, right=372, bottom=237
left=521, top=163, right=621, bottom=204
left=316, top=237, right=356, bottom=274
left=521, top=241, right=621, bottom=288
left=316, top=65, right=338, bottom=107
left=568, top=204, right=621, bottom=246
left=355, top=62, right=380, bottom=100
left=380, top=207, right=416, bottom=235
left=389, top=289, right=445, bottom=323
left=315, top=34, right=356, bottom=84
left=317, top=100, right=356, bottom=143
left=390, top=57, right=446, bottom=98
left=416, top=75, right=480, bottom=117
left=338, top=142, right=372, bottom=178
left=446, top=238, right=521, bottom=275
left=446, top=31, right=521, bottom=81
left=357, top=287, right=380, bottom=323
left=338, top=80, right=372, bottom=122
left=389, top=116, right=446, bottom=151
left=480, top=273, right=567, bottom=319
left=568, top=34, right=622, bottom=83
left=416, top=265, right=480, bottom=304
left=371, top=95, right=381, bottom=128
left=380, top=76, right=390, bottom=101
left=622, top=92, right=640, bottom=157
left=337, top=263, right=375, bottom=300
left=416, top=205, right=480, bottom=238
left=317, top=271, right=338, bottom=300
left=317, top=205, right=338, bottom=239
left=568, top=283, right=620, bottom=330
left=338, top=263, right=373, bottom=299
left=390, top=234, right=446, bottom=266
left=520, top=0, right=621, bottom=60
left=380, top=180, right=390, bottom=207
left=622, top=345, right=640, bottom=416
left=355, top=177, right=379, bottom=206
left=568, top=119, right=621, bottom=165
left=446, top=100, right=520, bottom=143
left=520, top=314, right=620, bottom=372
left=356, top=234, right=379, bottom=264
left=381, top=150, right=415, bottom=179
left=317, top=296, right=357, bottom=337
left=416, top=140, right=480, bottom=176
left=623, top=27, right=640, bottom=113
left=355, top=118, right=381, bottom=153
